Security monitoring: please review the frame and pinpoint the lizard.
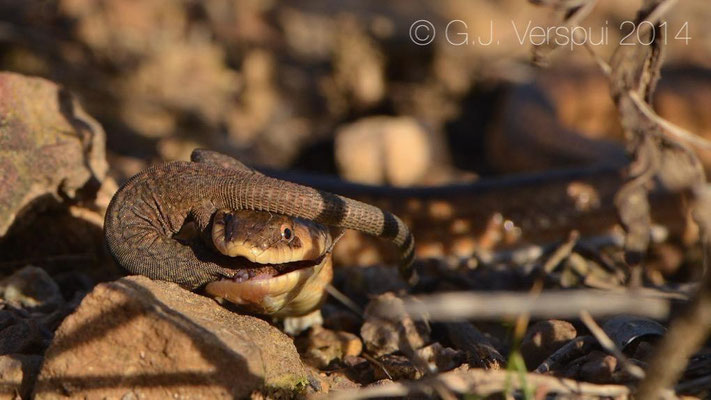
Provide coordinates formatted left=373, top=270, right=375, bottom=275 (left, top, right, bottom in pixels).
left=105, top=150, right=688, bottom=316
left=103, top=149, right=417, bottom=313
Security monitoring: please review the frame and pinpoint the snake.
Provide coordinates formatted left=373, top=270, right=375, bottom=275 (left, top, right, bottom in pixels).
left=104, top=149, right=414, bottom=317
left=205, top=208, right=342, bottom=316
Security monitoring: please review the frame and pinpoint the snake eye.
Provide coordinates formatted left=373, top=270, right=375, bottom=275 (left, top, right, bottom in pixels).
left=281, top=226, right=293, bottom=241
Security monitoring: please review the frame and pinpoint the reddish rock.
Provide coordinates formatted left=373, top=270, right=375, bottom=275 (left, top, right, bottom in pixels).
left=520, top=320, right=577, bottom=370
left=374, top=354, right=419, bottom=381
left=335, top=116, right=433, bottom=186
left=0, top=72, right=107, bottom=238
left=296, top=326, right=362, bottom=369
left=579, top=351, right=618, bottom=383
left=0, top=266, right=64, bottom=312
left=0, top=354, right=42, bottom=400
left=361, top=293, right=430, bottom=357
left=33, top=276, right=307, bottom=399
left=414, top=343, right=465, bottom=373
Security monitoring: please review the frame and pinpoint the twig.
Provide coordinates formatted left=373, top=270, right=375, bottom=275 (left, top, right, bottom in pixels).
left=395, top=290, right=669, bottom=321
left=443, top=322, right=506, bottom=369
left=542, top=230, right=579, bottom=273
left=579, top=310, right=646, bottom=379
left=361, top=352, right=393, bottom=380
left=628, top=91, right=711, bottom=151
left=637, top=0, right=680, bottom=36
left=637, top=188, right=711, bottom=398
left=583, top=42, right=611, bottom=76
left=535, top=335, right=597, bottom=373
left=326, top=284, right=364, bottom=318
left=322, top=367, right=635, bottom=399
left=530, top=0, right=599, bottom=65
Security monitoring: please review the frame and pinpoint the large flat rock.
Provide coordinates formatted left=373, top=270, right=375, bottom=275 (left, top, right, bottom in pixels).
left=0, top=72, right=107, bottom=238
left=33, top=276, right=307, bottom=399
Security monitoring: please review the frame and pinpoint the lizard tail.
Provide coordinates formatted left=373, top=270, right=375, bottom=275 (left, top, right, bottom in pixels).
left=219, top=172, right=417, bottom=284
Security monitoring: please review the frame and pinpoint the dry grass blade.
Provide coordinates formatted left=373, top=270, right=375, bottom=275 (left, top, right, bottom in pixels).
left=535, top=335, right=597, bottom=373
left=321, top=368, right=635, bottom=399
left=326, top=284, right=364, bottom=317
left=393, top=290, right=669, bottom=321
left=637, top=188, right=711, bottom=398
left=627, top=91, right=711, bottom=151
left=639, top=0, right=679, bottom=34
left=529, top=0, right=599, bottom=65
left=542, top=230, right=579, bottom=273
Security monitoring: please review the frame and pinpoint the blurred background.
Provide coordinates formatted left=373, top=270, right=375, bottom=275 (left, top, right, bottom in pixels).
left=1, top=0, right=710, bottom=185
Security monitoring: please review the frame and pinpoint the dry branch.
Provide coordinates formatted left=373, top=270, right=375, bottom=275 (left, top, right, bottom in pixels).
left=323, top=367, right=638, bottom=400
left=390, top=290, right=669, bottom=321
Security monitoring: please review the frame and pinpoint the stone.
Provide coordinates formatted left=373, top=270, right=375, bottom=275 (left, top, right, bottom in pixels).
left=361, top=293, right=430, bottom=358
left=334, top=116, right=432, bottom=186
left=0, top=72, right=107, bottom=238
left=374, top=354, right=419, bottom=381
left=0, top=266, right=64, bottom=312
left=579, top=351, right=618, bottom=383
left=302, top=365, right=361, bottom=396
left=414, top=343, right=465, bottom=373
left=0, top=316, right=51, bottom=356
left=520, top=320, right=577, bottom=370
left=0, top=354, right=43, bottom=400
left=342, top=356, right=375, bottom=385
left=296, top=326, right=362, bottom=369
left=33, top=276, right=307, bottom=399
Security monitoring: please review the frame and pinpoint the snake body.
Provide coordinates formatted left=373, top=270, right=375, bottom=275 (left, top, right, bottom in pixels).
left=270, top=164, right=687, bottom=264
left=206, top=208, right=339, bottom=316
left=105, top=151, right=687, bottom=315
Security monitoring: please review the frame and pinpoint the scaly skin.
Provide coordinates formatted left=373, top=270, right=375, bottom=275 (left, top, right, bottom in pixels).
left=269, top=165, right=687, bottom=264
left=104, top=152, right=416, bottom=289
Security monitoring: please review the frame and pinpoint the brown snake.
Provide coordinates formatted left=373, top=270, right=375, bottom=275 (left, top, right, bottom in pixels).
left=106, top=149, right=687, bottom=316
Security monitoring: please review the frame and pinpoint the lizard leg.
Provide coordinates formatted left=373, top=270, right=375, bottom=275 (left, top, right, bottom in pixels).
left=190, top=200, right=219, bottom=250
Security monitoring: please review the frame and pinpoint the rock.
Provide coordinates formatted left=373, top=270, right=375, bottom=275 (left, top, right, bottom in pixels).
left=321, top=303, right=362, bottom=334
left=578, top=351, right=618, bottom=383
left=0, top=208, right=112, bottom=280
left=329, top=18, right=385, bottom=109
left=33, top=276, right=307, bottom=399
left=0, top=266, right=64, bottom=312
left=485, top=69, right=627, bottom=174
left=337, top=266, right=409, bottom=302
left=0, top=72, right=107, bottom=238
left=335, top=116, right=432, bottom=186
left=520, top=320, right=577, bottom=370
left=296, top=326, right=362, bottom=369
left=0, top=354, right=43, bottom=400
left=361, top=293, right=430, bottom=358
left=282, top=309, right=324, bottom=336
left=342, top=356, right=375, bottom=385
left=443, top=322, right=506, bottom=370
left=601, top=315, right=666, bottom=353
left=303, top=365, right=361, bottom=396
left=0, top=309, right=52, bottom=356
left=414, top=343, right=465, bottom=373
left=374, top=354, right=419, bottom=381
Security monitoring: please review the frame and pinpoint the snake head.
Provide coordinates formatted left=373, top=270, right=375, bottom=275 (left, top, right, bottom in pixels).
left=206, top=209, right=342, bottom=317
left=211, top=209, right=334, bottom=264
